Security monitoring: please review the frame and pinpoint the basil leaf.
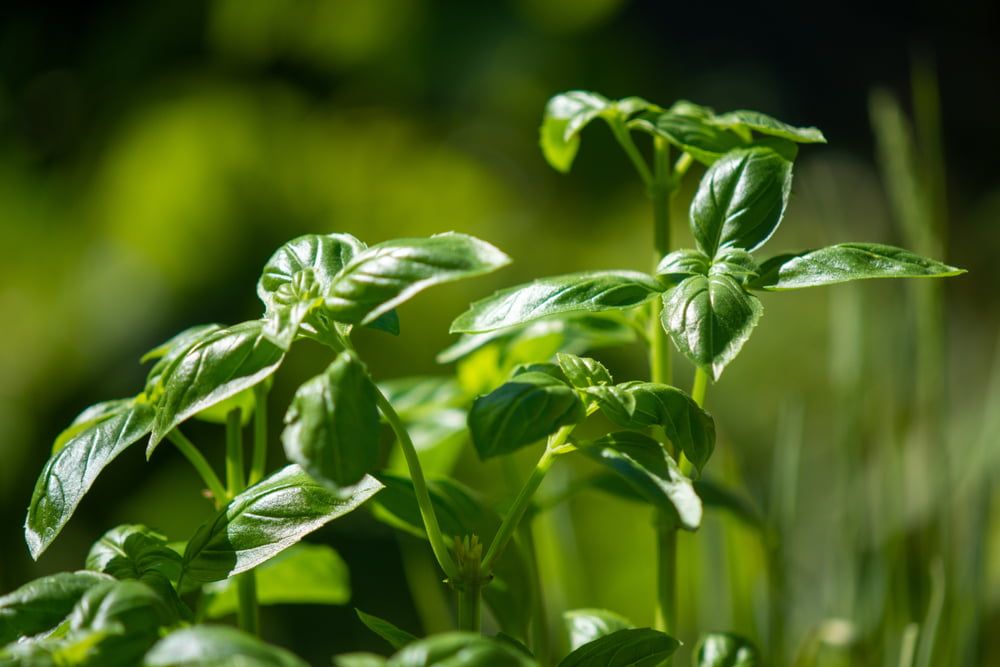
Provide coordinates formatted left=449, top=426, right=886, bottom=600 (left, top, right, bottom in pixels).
left=694, top=633, right=762, bottom=666
left=451, top=271, right=662, bottom=334
left=378, top=377, right=465, bottom=420
left=25, top=401, right=155, bottom=559
left=563, top=609, right=634, bottom=651
left=579, top=432, right=701, bottom=531
left=51, top=399, right=133, bottom=454
left=282, top=352, right=380, bottom=487
left=710, top=248, right=758, bottom=282
left=181, top=465, right=382, bottom=584
left=712, top=110, right=826, bottom=144
left=144, top=625, right=308, bottom=667
left=690, top=147, right=793, bottom=256
left=356, top=609, right=417, bottom=650
left=86, top=525, right=182, bottom=583
left=334, top=654, right=388, bottom=667
left=655, top=249, right=710, bottom=284
left=661, top=274, right=763, bottom=381
left=387, top=632, right=537, bottom=667
left=148, top=321, right=285, bottom=454
left=205, top=544, right=349, bottom=618
left=468, top=372, right=584, bottom=459
left=143, top=325, right=225, bottom=398
left=630, top=106, right=745, bottom=166
left=556, top=353, right=613, bottom=389
left=557, top=627, right=679, bottom=667
left=0, top=572, right=111, bottom=644
left=751, top=242, right=965, bottom=290
left=323, top=233, right=510, bottom=326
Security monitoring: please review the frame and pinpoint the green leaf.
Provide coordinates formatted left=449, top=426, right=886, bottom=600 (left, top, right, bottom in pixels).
left=694, top=633, right=762, bottom=666
left=692, top=479, right=765, bottom=530
left=751, top=242, right=965, bottom=290
left=181, top=465, right=382, bottom=584
left=556, top=353, right=613, bottom=389
left=557, top=627, right=679, bottom=666
left=323, top=233, right=510, bottom=326
left=563, top=609, right=634, bottom=651
left=468, top=372, right=584, bottom=459
left=143, top=325, right=224, bottom=397
left=86, top=525, right=182, bottom=583
left=451, top=271, right=662, bottom=334
left=282, top=352, right=380, bottom=487
left=356, top=609, right=417, bottom=650
left=579, top=432, right=701, bottom=530
left=205, top=544, right=349, bottom=618
left=148, top=321, right=286, bottom=454
left=386, top=632, right=537, bottom=667
left=661, top=274, right=763, bottom=381
left=25, top=401, right=155, bottom=559
left=655, top=249, right=710, bottom=283
left=712, top=109, right=826, bottom=144
left=0, top=572, right=111, bottom=644
left=690, top=147, right=793, bottom=256
left=378, top=377, right=465, bottom=420
left=334, top=654, right=388, bottom=667
left=144, top=625, right=308, bottom=666
left=630, top=104, right=746, bottom=166
left=51, top=399, right=133, bottom=454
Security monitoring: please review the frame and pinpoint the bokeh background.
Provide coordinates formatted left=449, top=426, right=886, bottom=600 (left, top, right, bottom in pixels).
left=2, top=1, right=998, bottom=665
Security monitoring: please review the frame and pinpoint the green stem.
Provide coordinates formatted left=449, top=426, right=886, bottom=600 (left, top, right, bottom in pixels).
left=691, top=367, right=709, bottom=408
left=457, top=579, right=482, bottom=632
left=610, top=121, right=653, bottom=188
left=166, top=429, right=227, bottom=509
left=225, top=408, right=245, bottom=498
left=249, top=383, right=269, bottom=485
left=654, top=526, right=678, bottom=634
left=236, top=571, right=259, bottom=635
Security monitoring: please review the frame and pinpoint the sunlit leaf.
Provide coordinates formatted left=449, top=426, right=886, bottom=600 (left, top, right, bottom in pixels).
left=557, top=627, right=679, bottom=666
left=0, top=572, right=112, bottom=644
left=563, top=609, right=634, bottom=651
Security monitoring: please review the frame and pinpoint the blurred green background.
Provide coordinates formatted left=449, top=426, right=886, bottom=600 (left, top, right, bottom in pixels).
left=1, top=0, right=998, bottom=665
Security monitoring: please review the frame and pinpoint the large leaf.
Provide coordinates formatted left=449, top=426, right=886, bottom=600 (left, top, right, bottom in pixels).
left=451, top=271, right=661, bottom=334
left=356, top=609, right=418, bottom=650
left=711, top=110, right=826, bottom=144
left=148, top=320, right=285, bottom=453
left=661, top=274, right=763, bottom=381
left=563, top=609, right=634, bottom=652
left=557, top=627, right=679, bottom=667
left=143, top=325, right=224, bottom=398
left=387, top=632, right=536, bottom=667
left=579, top=433, right=701, bottom=530
left=323, top=233, right=510, bottom=326
left=282, top=352, right=380, bottom=487
left=86, top=524, right=182, bottom=583
left=694, top=633, right=762, bottom=666
left=144, top=625, right=308, bottom=667
left=690, top=146, right=793, bottom=256
left=751, top=242, right=965, bottom=290
left=468, top=371, right=584, bottom=459
left=0, top=572, right=111, bottom=644
left=181, top=465, right=382, bottom=584
left=25, top=401, right=155, bottom=559
left=205, top=544, right=349, bottom=618
left=51, top=399, right=133, bottom=454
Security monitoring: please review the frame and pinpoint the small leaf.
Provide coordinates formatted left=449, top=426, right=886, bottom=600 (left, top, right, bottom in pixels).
left=86, top=524, right=183, bottom=583
left=751, top=242, right=965, bottom=290
left=712, top=109, right=826, bottom=144
left=710, top=248, right=758, bottom=282
left=694, top=633, right=762, bottom=666
left=356, top=609, right=417, bottom=650
left=579, top=432, right=701, bottom=531
left=630, top=104, right=745, bottom=166
left=557, top=627, right=679, bottom=667
left=451, top=271, right=662, bottom=334
left=323, top=233, right=510, bottom=326
left=468, top=372, right=584, bottom=459
left=148, top=321, right=285, bottom=454
left=556, top=353, right=613, bottom=388
left=563, top=609, right=634, bottom=651
left=26, top=401, right=155, bottom=559
left=386, top=632, right=537, bottom=667
left=661, top=274, right=763, bottom=381
left=204, top=544, right=349, bottom=618
left=282, top=352, right=380, bottom=487
left=655, top=249, right=710, bottom=284
left=690, top=147, right=793, bottom=256
left=0, top=571, right=111, bottom=644
left=144, top=625, right=309, bottom=666
left=181, top=465, right=382, bottom=584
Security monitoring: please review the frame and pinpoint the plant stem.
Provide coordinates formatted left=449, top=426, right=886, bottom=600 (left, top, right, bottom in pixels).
left=610, top=121, right=653, bottom=188
left=236, top=571, right=259, bottom=635
left=457, top=579, right=482, bottom=632
left=249, top=383, right=269, bottom=485
left=166, top=429, right=227, bottom=509
left=654, top=526, right=677, bottom=634
left=691, top=367, right=709, bottom=408
left=225, top=408, right=258, bottom=635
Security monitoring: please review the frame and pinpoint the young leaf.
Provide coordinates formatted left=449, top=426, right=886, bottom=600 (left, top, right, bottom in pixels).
left=579, top=432, right=702, bottom=531
left=694, top=632, right=762, bottom=666
left=712, top=109, right=826, bottom=144
left=0, top=571, right=112, bottom=644
left=356, top=609, right=418, bottom=650
left=751, top=242, right=965, bottom=290
left=144, top=625, right=308, bottom=667
left=86, top=524, right=183, bottom=583
left=148, top=321, right=285, bottom=454
left=181, top=465, right=382, bottom=584
left=282, top=352, right=381, bottom=487
left=323, top=233, right=510, bottom=326
left=655, top=249, right=710, bottom=283
left=143, top=324, right=224, bottom=397
left=68, top=579, right=176, bottom=636
left=386, top=632, right=537, bottom=667
left=25, top=401, right=155, bottom=559
left=451, top=271, right=662, bottom=334
left=557, top=627, right=679, bottom=667
left=563, top=609, right=634, bottom=651
left=205, top=544, right=350, bottom=618
left=690, top=146, right=793, bottom=256
left=661, top=274, right=763, bottom=381
left=630, top=105, right=745, bottom=166
left=710, top=248, right=758, bottom=282
left=468, top=371, right=584, bottom=459
left=556, top=353, right=613, bottom=388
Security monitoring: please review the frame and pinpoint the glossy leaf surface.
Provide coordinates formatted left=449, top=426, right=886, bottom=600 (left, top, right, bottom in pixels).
left=144, top=625, right=308, bottom=666
left=356, top=609, right=417, bottom=650
left=694, top=633, right=762, bottom=666
left=556, top=353, right=613, bottom=389
left=386, top=632, right=536, bottom=667
left=557, top=627, right=679, bottom=667
left=51, top=399, right=133, bottom=454
left=0, top=571, right=111, bottom=644
left=630, top=104, right=745, bottom=165
left=86, top=524, right=182, bottom=583
left=712, top=110, right=826, bottom=144
left=563, top=609, right=634, bottom=652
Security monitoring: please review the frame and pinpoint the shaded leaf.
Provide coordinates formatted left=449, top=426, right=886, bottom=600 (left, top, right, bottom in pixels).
left=557, top=627, right=679, bottom=667
left=712, top=109, right=826, bottom=144
left=387, top=632, right=536, bottom=667
left=356, top=609, right=417, bottom=650
left=556, top=353, right=613, bottom=388
left=86, top=524, right=182, bottom=583
left=0, top=572, right=111, bottom=644
left=144, top=625, right=308, bottom=666
left=630, top=104, right=745, bottom=166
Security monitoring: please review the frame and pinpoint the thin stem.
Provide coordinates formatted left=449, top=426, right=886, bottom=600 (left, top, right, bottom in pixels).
left=691, top=367, right=709, bottom=408
left=236, top=571, right=259, bottom=635
left=654, top=526, right=677, bottom=634
left=167, top=429, right=227, bottom=509
left=225, top=408, right=245, bottom=498
left=610, top=121, right=653, bottom=188
left=249, top=383, right=269, bottom=485
left=457, top=579, right=482, bottom=632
